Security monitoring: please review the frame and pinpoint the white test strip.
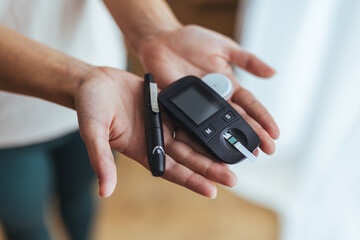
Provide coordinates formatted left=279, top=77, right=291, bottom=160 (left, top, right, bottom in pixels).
left=223, top=132, right=257, bottom=163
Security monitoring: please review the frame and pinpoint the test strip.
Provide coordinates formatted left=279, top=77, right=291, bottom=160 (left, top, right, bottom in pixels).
left=223, top=132, right=257, bottom=163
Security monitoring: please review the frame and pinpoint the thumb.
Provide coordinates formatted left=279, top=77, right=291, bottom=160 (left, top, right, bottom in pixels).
left=228, top=44, right=275, bottom=78
left=80, top=123, right=117, bottom=198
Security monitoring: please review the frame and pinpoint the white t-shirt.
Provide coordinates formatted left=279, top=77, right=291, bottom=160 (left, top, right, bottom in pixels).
left=0, top=0, right=126, bottom=148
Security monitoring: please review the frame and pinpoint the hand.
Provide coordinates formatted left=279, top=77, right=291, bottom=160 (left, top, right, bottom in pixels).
left=136, top=25, right=280, bottom=155
left=75, top=67, right=237, bottom=198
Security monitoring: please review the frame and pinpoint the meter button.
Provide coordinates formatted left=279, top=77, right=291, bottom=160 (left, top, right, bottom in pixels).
left=202, top=125, right=215, bottom=138
left=222, top=111, right=235, bottom=122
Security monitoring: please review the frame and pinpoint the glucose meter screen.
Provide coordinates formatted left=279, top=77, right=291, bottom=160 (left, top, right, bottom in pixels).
left=171, top=84, right=222, bottom=125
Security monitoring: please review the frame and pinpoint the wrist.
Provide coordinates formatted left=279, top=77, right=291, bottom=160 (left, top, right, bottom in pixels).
left=62, top=59, right=95, bottom=109
left=104, top=0, right=183, bottom=54
left=127, top=20, right=183, bottom=54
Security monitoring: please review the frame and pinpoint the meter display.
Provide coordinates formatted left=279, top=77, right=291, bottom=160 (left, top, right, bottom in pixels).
left=170, top=85, right=221, bottom=125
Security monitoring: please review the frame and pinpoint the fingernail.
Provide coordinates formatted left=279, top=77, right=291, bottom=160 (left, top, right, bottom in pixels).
left=98, top=180, right=113, bottom=198
left=273, top=129, right=280, bottom=140
left=210, top=187, right=218, bottom=199
left=230, top=175, right=238, bottom=189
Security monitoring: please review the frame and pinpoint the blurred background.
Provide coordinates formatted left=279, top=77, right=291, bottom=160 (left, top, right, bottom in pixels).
left=1, top=0, right=359, bottom=239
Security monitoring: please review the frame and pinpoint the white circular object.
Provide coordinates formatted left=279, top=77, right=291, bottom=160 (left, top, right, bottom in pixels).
left=202, top=73, right=234, bottom=100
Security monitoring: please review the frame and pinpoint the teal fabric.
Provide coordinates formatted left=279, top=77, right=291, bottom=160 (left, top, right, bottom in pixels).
left=0, top=131, right=96, bottom=240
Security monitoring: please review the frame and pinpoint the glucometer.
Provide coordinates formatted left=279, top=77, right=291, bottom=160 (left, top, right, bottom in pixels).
left=158, top=75, right=260, bottom=164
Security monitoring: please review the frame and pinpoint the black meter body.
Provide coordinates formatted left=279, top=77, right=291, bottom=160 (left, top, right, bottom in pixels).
left=158, top=76, right=260, bottom=164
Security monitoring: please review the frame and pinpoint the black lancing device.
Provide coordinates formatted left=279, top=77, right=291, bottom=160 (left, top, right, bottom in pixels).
left=158, top=76, right=260, bottom=164
left=144, top=73, right=165, bottom=176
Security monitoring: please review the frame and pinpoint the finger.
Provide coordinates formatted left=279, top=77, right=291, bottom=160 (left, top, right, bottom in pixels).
left=230, top=103, right=276, bottom=155
left=79, top=122, right=117, bottom=198
left=163, top=155, right=218, bottom=199
left=142, top=48, right=204, bottom=89
left=167, top=136, right=237, bottom=188
left=228, top=46, right=275, bottom=78
left=173, top=128, right=217, bottom=160
left=253, top=148, right=260, bottom=157
left=232, top=88, right=280, bottom=139
left=164, top=117, right=231, bottom=172
left=147, top=122, right=218, bottom=198
left=174, top=129, right=229, bottom=169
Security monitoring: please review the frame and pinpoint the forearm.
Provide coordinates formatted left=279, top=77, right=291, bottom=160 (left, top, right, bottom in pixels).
left=103, top=0, right=182, bottom=53
left=0, top=24, right=93, bottom=108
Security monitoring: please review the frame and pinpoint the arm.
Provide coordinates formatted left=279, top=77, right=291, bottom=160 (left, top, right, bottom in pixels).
left=0, top=24, right=236, bottom=198
left=104, top=0, right=279, bottom=155
left=102, top=0, right=182, bottom=53
left=0, top=24, right=90, bottom=108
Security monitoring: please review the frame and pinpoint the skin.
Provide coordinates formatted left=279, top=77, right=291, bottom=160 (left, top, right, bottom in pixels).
left=0, top=0, right=279, bottom=199
left=137, top=25, right=280, bottom=154
left=103, top=0, right=279, bottom=152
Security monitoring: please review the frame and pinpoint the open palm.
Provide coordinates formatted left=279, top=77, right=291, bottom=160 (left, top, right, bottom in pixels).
left=75, top=67, right=236, bottom=198
left=137, top=25, right=280, bottom=155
